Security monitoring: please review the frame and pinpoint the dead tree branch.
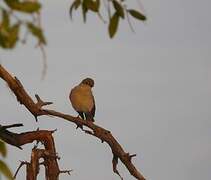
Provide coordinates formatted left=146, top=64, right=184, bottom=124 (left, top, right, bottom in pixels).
left=0, top=64, right=145, bottom=180
left=0, top=65, right=52, bottom=121
left=0, top=124, right=70, bottom=180
left=43, top=110, right=145, bottom=180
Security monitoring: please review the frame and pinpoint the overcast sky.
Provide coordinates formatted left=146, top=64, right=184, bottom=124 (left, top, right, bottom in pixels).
left=0, top=0, right=211, bottom=180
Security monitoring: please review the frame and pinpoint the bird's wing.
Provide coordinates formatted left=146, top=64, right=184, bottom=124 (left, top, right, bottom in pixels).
left=90, top=99, right=95, bottom=117
left=85, top=92, right=95, bottom=121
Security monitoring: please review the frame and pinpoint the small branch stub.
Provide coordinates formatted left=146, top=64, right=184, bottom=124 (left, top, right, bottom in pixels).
left=0, top=64, right=146, bottom=180
left=0, top=124, right=69, bottom=180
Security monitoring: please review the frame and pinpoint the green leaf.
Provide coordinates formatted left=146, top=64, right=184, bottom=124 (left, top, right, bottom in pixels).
left=82, top=0, right=88, bottom=22
left=84, top=0, right=99, bottom=12
left=108, top=12, right=120, bottom=38
left=0, top=23, right=20, bottom=49
left=127, top=9, right=146, bottom=21
left=4, top=0, right=41, bottom=13
left=75, top=0, right=81, bottom=9
left=27, top=23, right=46, bottom=45
left=2, top=10, right=10, bottom=29
left=95, top=0, right=100, bottom=11
left=0, top=160, right=13, bottom=180
left=112, top=0, right=124, bottom=19
left=69, top=0, right=81, bottom=19
left=7, top=23, right=20, bottom=48
left=19, top=2, right=41, bottom=13
left=0, top=34, right=7, bottom=48
left=0, top=141, right=7, bottom=157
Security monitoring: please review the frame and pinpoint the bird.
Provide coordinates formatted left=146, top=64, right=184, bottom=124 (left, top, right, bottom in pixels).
left=69, top=78, right=95, bottom=122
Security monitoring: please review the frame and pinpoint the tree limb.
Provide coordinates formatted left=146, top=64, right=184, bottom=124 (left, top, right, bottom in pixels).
left=0, top=64, right=146, bottom=180
left=43, top=109, right=146, bottom=180
left=0, top=65, right=52, bottom=121
left=0, top=124, right=69, bottom=180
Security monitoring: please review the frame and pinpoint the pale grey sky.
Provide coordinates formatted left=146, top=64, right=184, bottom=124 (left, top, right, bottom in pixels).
left=0, top=0, right=211, bottom=180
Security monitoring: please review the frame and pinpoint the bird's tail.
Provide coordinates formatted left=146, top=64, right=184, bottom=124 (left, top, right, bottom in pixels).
left=85, top=113, right=95, bottom=122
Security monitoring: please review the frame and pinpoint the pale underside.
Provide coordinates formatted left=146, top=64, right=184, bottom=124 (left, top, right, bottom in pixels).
left=70, top=84, right=94, bottom=113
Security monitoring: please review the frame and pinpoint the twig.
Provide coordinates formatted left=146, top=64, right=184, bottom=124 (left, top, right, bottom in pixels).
left=0, top=64, right=145, bottom=180
left=13, top=161, right=27, bottom=179
left=125, top=6, right=135, bottom=33
left=60, top=169, right=73, bottom=175
left=113, top=155, right=123, bottom=180
left=0, top=123, right=23, bottom=129
left=0, top=126, right=64, bottom=180
left=0, top=65, right=50, bottom=121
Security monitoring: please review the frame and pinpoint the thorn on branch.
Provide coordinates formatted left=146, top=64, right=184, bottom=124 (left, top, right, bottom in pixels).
left=125, top=153, right=137, bottom=161
left=14, top=76, right=23, bottom=86
left=35, top=94, right=42, bottom=102
left=84, top=130, right=94, bottom=135
left=35, top=94, right=53, bottom=108
left=0, top=123, right=23, bottom=130
left=112, top=155, right=123, bottom=180
left=60, top=169, right=73, bottom=175
left=76, top=124, right=83, bottom=130
left=13, top=161, right=28, bottom=179
left=129, top=154, right=137, bottom=160
left=104, top=130, right=111, bottom=135
left=34, top=115, right=38, bottom=122
left=50, top=129, right=57, bottom=134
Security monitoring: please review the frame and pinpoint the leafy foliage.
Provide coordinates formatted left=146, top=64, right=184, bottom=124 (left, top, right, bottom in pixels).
left=0, top=141, right=13, bottom=180
left=27, top=23, right=46, bottom=45
left=112, top=0, right=124, bottom=19
left=69, top=0, right=147, bottom=38
left=109, top=12, right=119, bottom=38
left=127, top=9, right=146, bottom=21
left=69, top=0, right=81, bottom=19
left=0, top=10, right=20, bottom=49
left=0, top=0, right=147, bottom=179
left=0, top=141, right=7, bottom=157
left=0, top=0, right=46, bottom=50
left=0, top=160, right=13, bottom=180
left=4, top=0, right=41, bottom=14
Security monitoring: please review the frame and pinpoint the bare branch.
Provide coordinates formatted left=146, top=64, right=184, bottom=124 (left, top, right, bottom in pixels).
left=0, top=123, right=23, bottom=129
left=0, top=65, right=49, bottom=121
left=60, top=169, right=73, bottom=175
left=0, top=64, right=146, bottom=180
left=0, top=124, right=68, bottom=180
left=14, top=161, right=27, bottom=179
left=43, top=109, right=146, bottom=180
left=113, top=155, right=123, bottom=180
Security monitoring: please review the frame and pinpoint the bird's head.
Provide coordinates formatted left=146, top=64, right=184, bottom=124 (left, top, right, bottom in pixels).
left=81, top=78, right=94, bottom=87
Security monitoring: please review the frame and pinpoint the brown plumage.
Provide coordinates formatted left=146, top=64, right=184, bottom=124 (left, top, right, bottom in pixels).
left=69, top=78, right=95, bottom=122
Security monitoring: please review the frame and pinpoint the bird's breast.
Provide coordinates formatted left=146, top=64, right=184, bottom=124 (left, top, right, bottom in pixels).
left=70, top=86, right=94, bottom=112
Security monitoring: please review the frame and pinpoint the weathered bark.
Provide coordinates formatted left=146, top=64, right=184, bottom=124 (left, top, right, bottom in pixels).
left=0, top=64, right=146, bottom=180
left=0, top=124, right=68, bottom=180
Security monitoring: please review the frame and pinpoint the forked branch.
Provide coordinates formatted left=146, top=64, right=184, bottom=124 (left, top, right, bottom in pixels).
left=0, top=124, right=70, bottom=180
left=0, top=65, right=52, bottom=121
left=0, top=64, right=145, bottom=180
